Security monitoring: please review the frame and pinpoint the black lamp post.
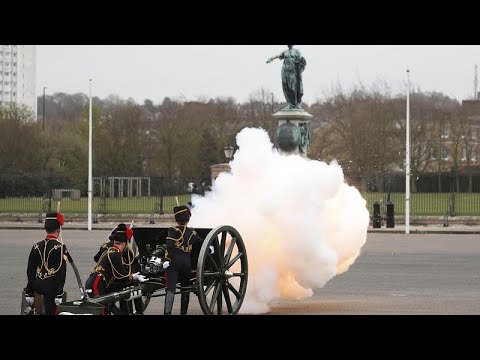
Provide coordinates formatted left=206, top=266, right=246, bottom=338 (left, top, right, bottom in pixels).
left=224, top=145, right=235, bottom=162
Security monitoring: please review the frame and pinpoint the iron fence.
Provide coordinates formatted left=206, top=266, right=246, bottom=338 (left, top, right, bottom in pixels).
left=348, top=172, right=480, bottom=216
left=2, top=173, right=480, bottom=218
left=0, top=176, right=211, bottom=217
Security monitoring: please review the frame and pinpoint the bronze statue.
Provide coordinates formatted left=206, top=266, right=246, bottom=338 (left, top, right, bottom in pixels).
left=299, top=122, right=311, bottom=154
left=267, top=45, right=306, bottom=110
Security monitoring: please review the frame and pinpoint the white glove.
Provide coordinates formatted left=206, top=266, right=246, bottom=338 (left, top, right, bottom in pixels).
left=150, top=256, right=162, bottom=266
left=209, top=245, right=215, bottom=254
left=25, top=296, right=34, bottom=305
left=55, top=297, right=63, bottom=305
left=132, top=272, right=148, bottom=283
left=162, top=261, right=170, bottom=269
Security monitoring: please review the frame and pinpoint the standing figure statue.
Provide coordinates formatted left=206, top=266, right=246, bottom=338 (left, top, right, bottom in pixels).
left=267, top=45, right=306, bottom=110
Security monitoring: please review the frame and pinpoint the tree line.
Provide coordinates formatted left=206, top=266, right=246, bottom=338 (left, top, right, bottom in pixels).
left=1, top=83, right=476, bottom=189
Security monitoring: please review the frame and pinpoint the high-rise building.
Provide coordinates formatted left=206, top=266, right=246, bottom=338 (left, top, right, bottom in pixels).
left=0, top=45, right=36, bottom=118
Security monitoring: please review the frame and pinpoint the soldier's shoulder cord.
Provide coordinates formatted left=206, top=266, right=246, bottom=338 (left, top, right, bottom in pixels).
left=107, top=247, right=130, bottom=280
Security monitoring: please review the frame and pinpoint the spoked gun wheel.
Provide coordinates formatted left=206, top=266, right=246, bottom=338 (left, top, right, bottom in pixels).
left=197, top=225, right=248, bottom=315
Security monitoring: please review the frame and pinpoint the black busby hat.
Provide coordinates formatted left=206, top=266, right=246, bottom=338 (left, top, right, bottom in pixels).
left=45, top=212, right=64, bottom=231
left=109, top=223, right=132, bottom=243
left=174, top=206, right=191, bottom=223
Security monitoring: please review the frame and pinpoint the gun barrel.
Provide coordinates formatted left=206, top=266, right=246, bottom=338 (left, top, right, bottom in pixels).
left=88, top=286, right=143, bottom=305
left=86, top=280, right=162, bottom=306
left=58, top=280, right=164, bottom=315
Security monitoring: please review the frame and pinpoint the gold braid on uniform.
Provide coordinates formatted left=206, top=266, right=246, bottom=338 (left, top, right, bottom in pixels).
left=186, top=230, right=197, bottom=250
left=91, top=249, right=108, bottom=274
left=34, top=240, right=65, bottom=280
left=121, top=247, right=134, bottom=278
left=124, top=245, right=135, bottom=266
left=166, top=225, right=193, bottom=253
left=107, top=248, right=132, bottom=280
left=115, top=230, right=135, bottom=270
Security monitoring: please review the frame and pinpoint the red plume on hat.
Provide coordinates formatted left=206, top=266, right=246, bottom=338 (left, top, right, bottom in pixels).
left=46, top=212, right=64, bottom=226
left=126, top=227, right=133, bottom=241
left=109, top=223, right=132, bottom=243
left=56, top=213, right=64, bottom=226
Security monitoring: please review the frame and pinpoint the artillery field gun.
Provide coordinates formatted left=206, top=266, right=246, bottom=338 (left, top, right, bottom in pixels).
left=57, top=225, right=248, bottom=315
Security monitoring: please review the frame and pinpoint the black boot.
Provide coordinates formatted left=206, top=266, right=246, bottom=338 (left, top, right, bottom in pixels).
left=164, top=291, right=175, bottom=315
left=133, top=297, right=144, bottom=315
left=180, top=293, right=190, bottom=315
left=119, top=300, right=132, bottom=315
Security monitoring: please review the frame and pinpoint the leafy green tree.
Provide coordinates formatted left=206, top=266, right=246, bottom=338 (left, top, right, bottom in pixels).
left=0, top=104, right=43, bottom=176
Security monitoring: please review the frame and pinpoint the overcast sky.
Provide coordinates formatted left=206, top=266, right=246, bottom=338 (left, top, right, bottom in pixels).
left=36, top=45, right=480, bottom=104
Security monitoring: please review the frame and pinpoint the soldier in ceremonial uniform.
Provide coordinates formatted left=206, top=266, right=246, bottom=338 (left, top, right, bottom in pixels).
left=93, top=223, right=136, bottom=265
left=91, top=223, right=144, bottom=314
left=163, top=205, right=207, bottom=315
left=85, top=225, right=146, bottom=314
left=24, top=212, right=68, bottom=315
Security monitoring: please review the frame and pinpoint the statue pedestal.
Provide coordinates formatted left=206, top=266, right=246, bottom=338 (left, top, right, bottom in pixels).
left=273, top=110, right=313, bottom=158
left=210, top=163, right=231, bottom=185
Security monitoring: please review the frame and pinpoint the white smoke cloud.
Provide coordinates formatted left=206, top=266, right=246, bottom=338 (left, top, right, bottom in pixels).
left=190, top=127, right=370, bottom=313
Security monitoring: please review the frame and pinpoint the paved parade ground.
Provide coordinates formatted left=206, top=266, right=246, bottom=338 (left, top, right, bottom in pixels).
left=2, top=229, right=480, bottom=315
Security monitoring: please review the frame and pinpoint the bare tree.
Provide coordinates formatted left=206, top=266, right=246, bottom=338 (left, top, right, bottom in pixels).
left=310, top=83, right=401, bottom=192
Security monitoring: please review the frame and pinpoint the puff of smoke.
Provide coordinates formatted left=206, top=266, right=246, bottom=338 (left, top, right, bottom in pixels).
left=190, top=128, right=369, bottom=313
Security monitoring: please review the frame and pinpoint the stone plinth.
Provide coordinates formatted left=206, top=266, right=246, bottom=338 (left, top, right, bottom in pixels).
left=273, top=110, right=313, bottom=157
left=273, top=109, right=313, bottom=123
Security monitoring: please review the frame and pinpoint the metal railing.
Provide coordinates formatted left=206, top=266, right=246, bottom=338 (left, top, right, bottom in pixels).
left=349, top=172, right=480, bottom=216
left=2, top=173, right=479, bottom=218
left=0, top=176, right=211, bottom=218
